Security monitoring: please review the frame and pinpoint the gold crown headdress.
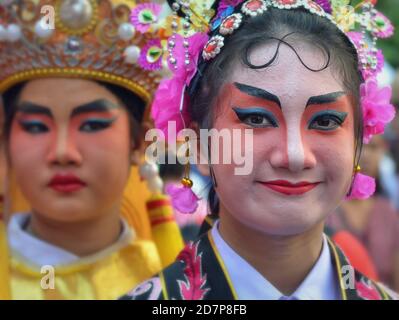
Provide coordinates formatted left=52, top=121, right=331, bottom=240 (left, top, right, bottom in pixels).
left=0, top=0, right=176, bottom=110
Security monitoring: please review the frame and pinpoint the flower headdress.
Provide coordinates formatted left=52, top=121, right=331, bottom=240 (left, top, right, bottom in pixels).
left=148, top=0, right=395, bottom=211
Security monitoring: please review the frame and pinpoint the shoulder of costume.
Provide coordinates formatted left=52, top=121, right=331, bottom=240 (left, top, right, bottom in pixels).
left=353, top=270, right=399, bottom=300
left=328, top=236, right=399, bottom=300
left=121, top=230, right=236, bottom=300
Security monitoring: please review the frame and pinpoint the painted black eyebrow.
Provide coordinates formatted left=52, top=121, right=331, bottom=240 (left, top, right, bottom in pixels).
left=16, top=102, right=53, bottom=118
left=306, top=91, right=346, bottom=108
left=70, top=99, right=120, bottom=117
left=234, top=82, right=281, bottom=108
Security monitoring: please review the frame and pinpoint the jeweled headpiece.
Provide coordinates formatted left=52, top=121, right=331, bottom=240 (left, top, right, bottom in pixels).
left=151, top=0, right=394, bottom=138
left=0, top=0, right=174, bottom=111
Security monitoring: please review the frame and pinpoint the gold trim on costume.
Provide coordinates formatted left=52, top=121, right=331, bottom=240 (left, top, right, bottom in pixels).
left=207, top=231, right=239, bottom=300
left=327, top=237, right=347, bottom=300
left=0, top=68, right=151, bottom=105
left=375, top=282, right=389, bottom=300
left=159, top=271, right=169, bottom=300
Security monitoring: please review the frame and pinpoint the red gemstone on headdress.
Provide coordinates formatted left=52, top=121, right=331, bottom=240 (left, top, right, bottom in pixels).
left=202, top=36, right=225, bottom=60
left=247, top=0, right=264, bottom=10
left=220, top=13, right=243, bottom=35
left=205, top=41, right=217, bottom=53
left=223, top=17, right=236, bottom=29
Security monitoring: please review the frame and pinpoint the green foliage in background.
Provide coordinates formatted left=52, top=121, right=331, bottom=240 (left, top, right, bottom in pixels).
left=375, top=0, right=399, bottom=68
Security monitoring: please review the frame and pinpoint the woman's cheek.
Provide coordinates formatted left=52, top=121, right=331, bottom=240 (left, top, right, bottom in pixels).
left=317, top=142, right=354, bottom=193
left=74, top=117, right=131, bottom=155
left=9, top=123, right=51, bottom=163
left=74, top=120, right=132, bottom=191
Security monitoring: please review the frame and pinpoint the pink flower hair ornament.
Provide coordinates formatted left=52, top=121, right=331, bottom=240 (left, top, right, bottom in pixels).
left=150, top=32, right=208, bottom=214
left=130, top=3, right=162, bottom=34
left=151, top=32, right=208, bottom=140
left=361, top=79, right=396, bottom=144
left=166, top=182, right=201, bottom=214
left=346, top=171, right=376, bottom=201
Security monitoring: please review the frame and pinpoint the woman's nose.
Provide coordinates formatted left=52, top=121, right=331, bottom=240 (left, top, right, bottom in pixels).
left=46, top=128, right=83, bottom=166
left=269, top=124, right=316, bottom=172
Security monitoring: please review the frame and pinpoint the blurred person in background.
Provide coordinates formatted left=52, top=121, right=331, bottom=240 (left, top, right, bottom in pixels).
left=388, top=70, right=399, bottom=208
left=327, top=134, right=399, bottom=291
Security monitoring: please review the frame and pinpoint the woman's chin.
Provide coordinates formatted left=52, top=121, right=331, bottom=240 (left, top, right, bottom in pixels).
left=33, top=203, right=99, bottom=223
left=234, top=208, right=324, bottom=237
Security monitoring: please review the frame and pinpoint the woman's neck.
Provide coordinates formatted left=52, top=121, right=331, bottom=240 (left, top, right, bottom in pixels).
left=218, top=209, right=325, bottom=296
left=27, top=204, right=123, bottom=257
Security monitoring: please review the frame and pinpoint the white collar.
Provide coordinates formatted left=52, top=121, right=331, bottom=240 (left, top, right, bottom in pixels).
left=8, top=213, right=134, bottom=268
left=211, top=221, right=340, bottom=300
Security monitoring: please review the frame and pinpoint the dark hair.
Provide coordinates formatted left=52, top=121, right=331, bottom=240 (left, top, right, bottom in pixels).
left=188, top=8, right=364, bottom=215
left=2, top=80, right=146, bottom=150
left=159, top=162, right=185, bottom=181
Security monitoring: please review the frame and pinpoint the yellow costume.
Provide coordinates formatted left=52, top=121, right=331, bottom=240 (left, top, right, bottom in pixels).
left=7, top=213, right=162, bottom=300
left=0, top=0, right=184, bottom=299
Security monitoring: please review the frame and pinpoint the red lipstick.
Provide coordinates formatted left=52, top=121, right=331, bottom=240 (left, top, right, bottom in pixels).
left=48, top=174, right=86, bottom=193
left=260, top=180, right=319, bottom=195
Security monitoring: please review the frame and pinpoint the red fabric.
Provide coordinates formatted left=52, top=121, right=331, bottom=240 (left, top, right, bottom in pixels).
left=332, top=230, right=379, bottom=281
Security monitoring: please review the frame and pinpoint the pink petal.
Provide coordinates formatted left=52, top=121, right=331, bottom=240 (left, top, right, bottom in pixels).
left=376, top=103, right=395, bottom=123
left=346, top=173, right=376, bottom=200
left=356, top=280, right=382, bottom=300
left=166, top=183, right=200, bottom=214
left=361, top=80, right=395, bottom=143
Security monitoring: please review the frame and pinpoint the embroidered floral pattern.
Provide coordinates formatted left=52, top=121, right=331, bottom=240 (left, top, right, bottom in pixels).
left=125, top=277, right=162, bottom=300
left=177, top=242, right=210, bottom=300
left=356, top=279, right=382, bottom=300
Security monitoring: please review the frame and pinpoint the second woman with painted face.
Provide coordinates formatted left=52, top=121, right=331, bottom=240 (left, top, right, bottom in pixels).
left=0, top=0, right=184, bottom=300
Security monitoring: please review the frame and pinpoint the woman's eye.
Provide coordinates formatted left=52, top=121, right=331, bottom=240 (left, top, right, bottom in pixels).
left=233, top=107, right=278, bottom=128
left=308, top=112, right=347, bottom=131
left=246, top=115, right=271, bottom=126
left=79, top=119, right=114, bottom=132
left=19, top=121, right=49, bottom=134
left=240, top=114, right=276, bottom=128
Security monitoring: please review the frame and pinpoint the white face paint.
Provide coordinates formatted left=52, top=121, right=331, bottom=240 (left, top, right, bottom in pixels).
left=210, top=40, right=355, bottom=236
left=285, top=105, right=306, bottom=172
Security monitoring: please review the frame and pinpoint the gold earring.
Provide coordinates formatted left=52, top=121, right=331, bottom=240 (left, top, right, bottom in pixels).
left=181, top=136, right=193, bottom=188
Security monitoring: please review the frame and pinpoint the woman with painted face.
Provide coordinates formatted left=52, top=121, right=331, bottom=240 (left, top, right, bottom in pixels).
left=0, top=0, right=184, bottom=299
left=121, top=0, right=398, bottom=300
